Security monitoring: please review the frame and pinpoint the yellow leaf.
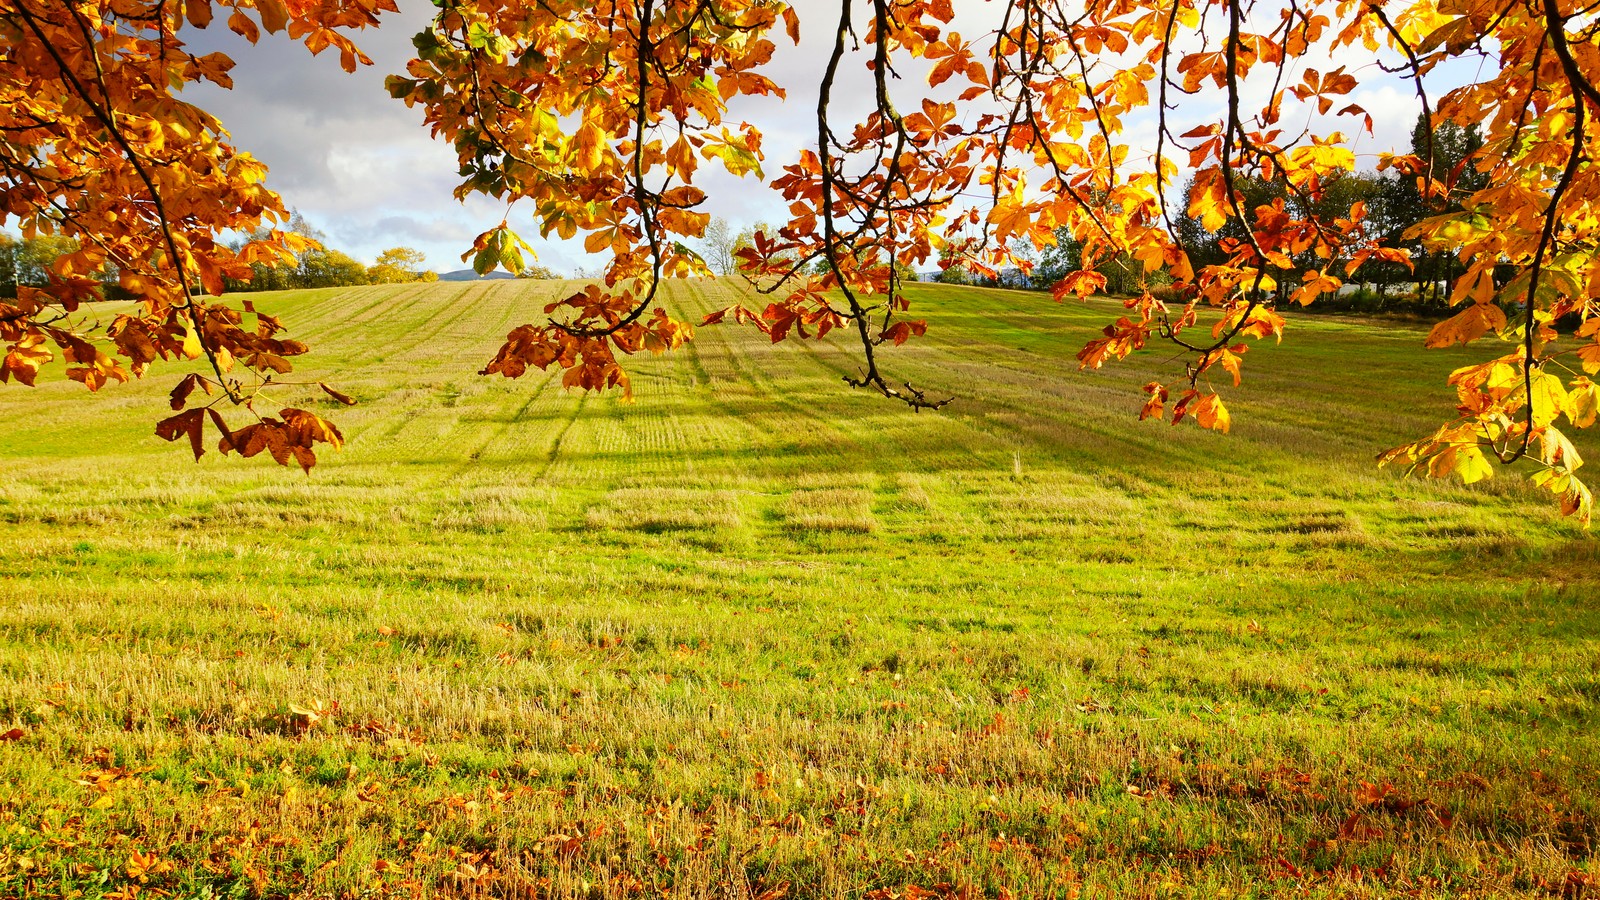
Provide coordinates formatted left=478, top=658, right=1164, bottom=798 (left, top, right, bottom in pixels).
left=572, top=121, right=607, bottom=173
left=1541, top=426, right=1583, bottom=471
left=1455, top=445, right=1493, bottom=484
left=1568, top=378, right=1597, bottom=428
left=1530, top=373, right=1567, bottom=428
left=182, top=325, right=203, bottom=360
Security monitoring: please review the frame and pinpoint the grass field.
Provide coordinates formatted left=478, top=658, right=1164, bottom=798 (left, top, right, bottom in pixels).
left=0, top=280, right=1596, bottom=899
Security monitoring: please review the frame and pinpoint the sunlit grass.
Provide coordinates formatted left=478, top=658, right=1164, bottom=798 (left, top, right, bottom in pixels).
left=0, top=280, right=1595, bottom=899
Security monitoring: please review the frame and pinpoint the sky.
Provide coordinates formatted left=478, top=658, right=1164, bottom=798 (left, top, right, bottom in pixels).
left=176, top=1, right=1446, bottom=275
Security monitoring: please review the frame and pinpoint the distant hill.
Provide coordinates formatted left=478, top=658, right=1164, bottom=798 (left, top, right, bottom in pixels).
left=437, top=269, right=519, bottom=282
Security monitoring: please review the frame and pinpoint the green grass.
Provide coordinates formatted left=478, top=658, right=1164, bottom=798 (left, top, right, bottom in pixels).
left=0, top=280, right=1596, bottom=899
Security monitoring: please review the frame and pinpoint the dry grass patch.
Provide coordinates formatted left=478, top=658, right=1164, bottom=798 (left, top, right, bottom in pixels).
left=779, top=487, right=878, bottom=533
left=793, top=471, right=875, bottom=491
left=431, top=501, right=547, bottom=533
left=982, top=486, right=1137, bottom=526
left=427, top=486, right=554, bottom=533
left=585, top=487, right=745, bottom=532
left=889, top=472, right=935, bottom=510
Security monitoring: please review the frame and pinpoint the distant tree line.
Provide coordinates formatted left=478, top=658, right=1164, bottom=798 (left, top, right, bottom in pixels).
left=0, top=232, right=80, bottom=297
left=3, top=217, right=437, bottom=299
left=223, top=213, right=436, bottom=292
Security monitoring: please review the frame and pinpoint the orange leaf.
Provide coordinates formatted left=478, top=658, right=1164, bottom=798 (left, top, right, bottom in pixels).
left=320, top=383, right=358, bottom=406
left=1195, top=393, right=1231, bottom=433
left=155, top=409, right=207, bottom=461
left=1425, top=301, right=1506, bottom=348
left=184, top=0, right=212, bottom=28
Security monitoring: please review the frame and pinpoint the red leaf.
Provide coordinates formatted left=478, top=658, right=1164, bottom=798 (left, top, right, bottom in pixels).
left=170, top=373, right=200, bottom=410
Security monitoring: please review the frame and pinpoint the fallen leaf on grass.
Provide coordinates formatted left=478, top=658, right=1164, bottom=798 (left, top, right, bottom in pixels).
left=753, top=881, right=792, bottom=900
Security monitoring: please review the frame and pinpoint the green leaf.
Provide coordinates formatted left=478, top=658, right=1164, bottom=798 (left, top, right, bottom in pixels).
left=498, top=228, right=536, bottom=275
left=500, top=243, right=525, bottom=277
left=472, top=228, right=506, bottom=276
left=384, top=75, right=415, bottom=100
left=672, top=242, right=707, bottom=265
left=464, top=23, right=511, bottom=60
left=412, top=28, right=444, bottom=57
left=504, top=228, right=535, bottom=256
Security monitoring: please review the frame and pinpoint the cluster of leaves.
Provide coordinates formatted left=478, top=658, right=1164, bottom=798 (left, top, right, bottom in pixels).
left=0, top=0, right=394, bottom=470
left=388, top=0, right=786, bottom=398
left=4, top=0, right=1600, bottom=518
left=393, top=0, right=1599, bottom=518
